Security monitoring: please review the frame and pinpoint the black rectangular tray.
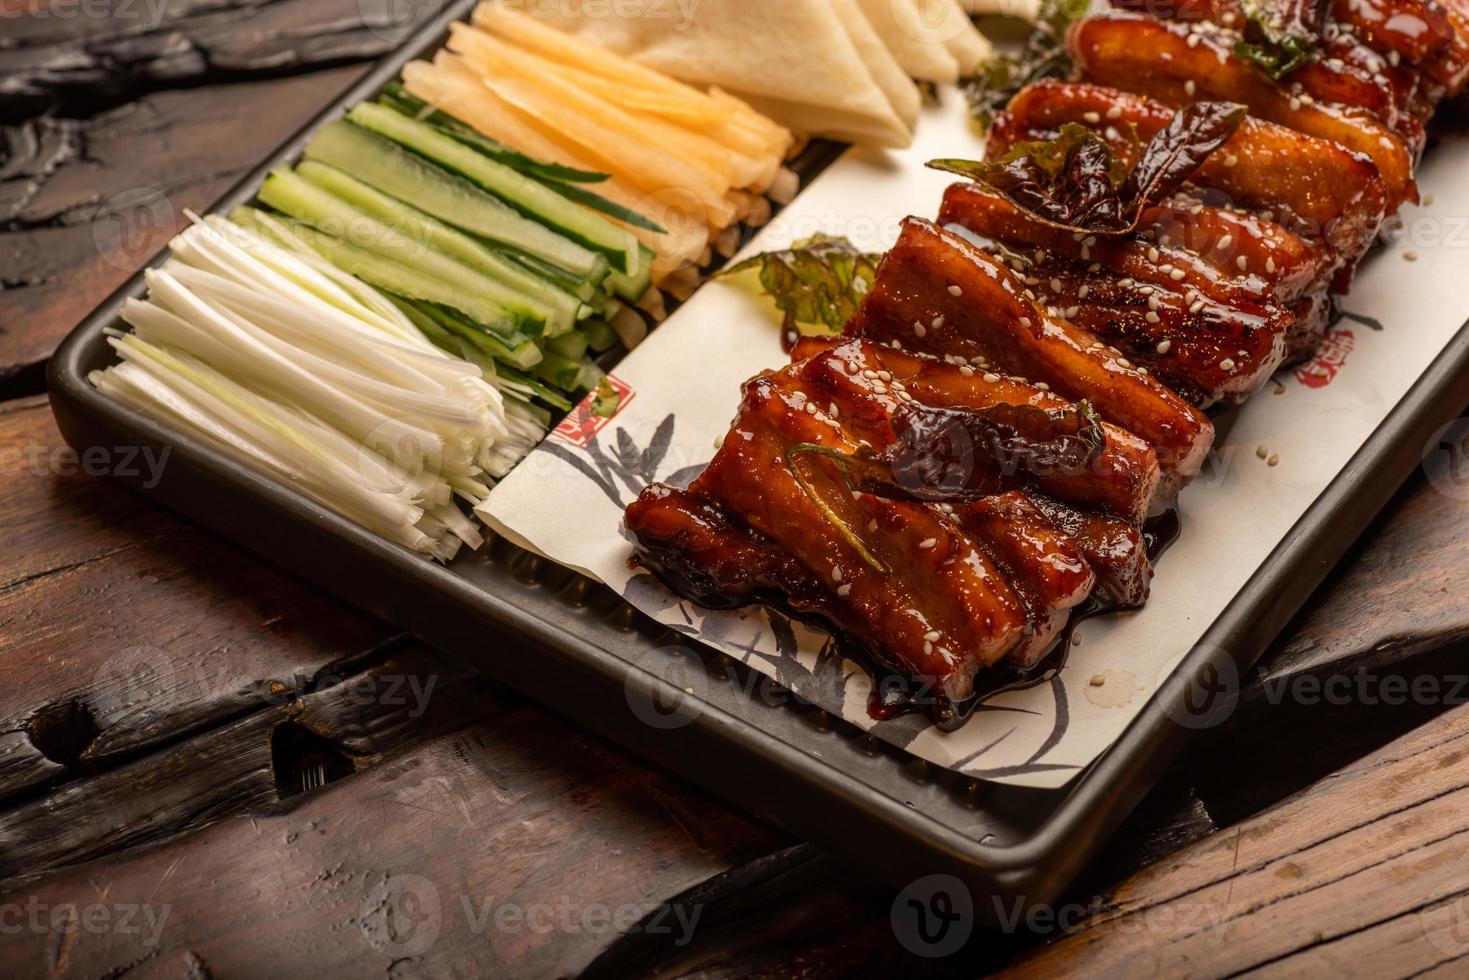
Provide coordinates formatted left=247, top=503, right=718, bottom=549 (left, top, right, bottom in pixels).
left=46, top=0, right=1469, bottom=923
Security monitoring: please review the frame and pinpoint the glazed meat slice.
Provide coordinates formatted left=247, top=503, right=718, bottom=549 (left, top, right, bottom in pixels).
left=1069, top=12, right=1419, bottom=208
left=955, top=492, right=1096, bottom=667
left=940, top=183, right=1330, bottom=306
left=1112, top=0, right=1432, bottom=145
left=626, top=339, right=1158, bottom=704
left=686, top=365, right=1032, bottom=700
left=1027, top=496, right=1152, bottom=607
left=625, top=484, right=827, bottom=611
left=988, top=81, right=1389, bottom=274
left=845, top=218, right=1214, bottom=489
left=1019, top=257, right=1291, bottom=405
left=792, top=338, right=1163, bottom=521
left=1332, top=0, right=1469, bottom=95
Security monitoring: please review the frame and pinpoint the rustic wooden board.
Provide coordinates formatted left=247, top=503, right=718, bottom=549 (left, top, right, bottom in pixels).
left=0, top=397, right=399, bottom=804
left=6, top=1, right=1469, bottom=975
left=0, top=683, right=786, bottom=980
left=1003, top=697, right=1469, bottom=978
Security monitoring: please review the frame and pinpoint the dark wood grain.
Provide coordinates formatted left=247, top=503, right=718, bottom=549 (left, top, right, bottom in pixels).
left=0, top=679, right=785, bottom=980
left=4, top=0, right=1469, bottom=976
left=1002, top=697, right=1469, bottom=978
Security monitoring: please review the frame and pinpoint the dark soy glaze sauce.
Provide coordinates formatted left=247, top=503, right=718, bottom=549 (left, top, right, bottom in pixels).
left=866, top=507, right=1182, bottom=730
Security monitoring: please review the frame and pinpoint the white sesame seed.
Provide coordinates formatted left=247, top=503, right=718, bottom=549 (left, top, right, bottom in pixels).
left=1170, top=268, right=1186, bottom=281
left=830, top=403, right=839, bottom=417
left=1237, top=255, right=1248, bottom=271
left=1220, top=358, right=1236, bottom=371
left=1119, top=278, right=1135, bottom=288
left=1146, top=311, right=1160, bottom=324
left=919, top=538, right=937, bottom=549
left=923, top=641, right=934, bottom=655
left=1106, top=105, right=1123, bottom=120
left=1084, top=236, right=1097, bottom=248
left=931, top=316, right=945, bottom=330
left=924, top=630, right=941, bottom=642
left=1149, top=295, right=1161, bottom=311
left=1083, top=111, right=1101, bottom=124
left=1404, top=250, right=1419, bottom=262
left=1050, top=278, right=1064, bottom=293
left=805, top=402, right=816, bottom=414
left=1156, top=339, right=1172, bottom=354
left=837, top=584, right=852, bottom=597
left=1185, top=80, right=1196, bottom=96
left=1289, top=96, right=1301, bottom=111
left=913, top=321, right=927, bottom=338
left=1217, top=234, right=1233, bottom=250
left=983, top=372, right=1000, bottom=383
left=1190, top=300, right=1206, bottom=313
left=1266, top=256, right=1276, bottom=274
left=1224, top=154, right=1238, bottom=168
left=1066, top=306, right=1080, bottom=319
left=1187, top=32, right=1200, bottom=47
left=1078, top=284, right=1090, bottom=299
left=832, top=567, right=843, bottom=583
left=1035, top=381, right=1050, bottom=391
left=713, top=433, right=724, bottom=449
left=948, top=284, right=963, bottom=297
left=868, top=519, right=878, bottom=532
left=1147, top=247, right=1161, bottom=263
left=1117, top=357, right=1133, bottom=368
left=877, top=370, right=892, bottom=381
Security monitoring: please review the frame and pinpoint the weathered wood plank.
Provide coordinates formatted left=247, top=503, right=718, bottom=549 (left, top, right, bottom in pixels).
left=1002, top=699, right=1469, bottom=978
left=2, top=68, right=372, bottom=394
left=0, top=685, right=786, bottom=979
left=0, top=643, right=485, bottom=881
left=0, top=395, right=396, bottom=801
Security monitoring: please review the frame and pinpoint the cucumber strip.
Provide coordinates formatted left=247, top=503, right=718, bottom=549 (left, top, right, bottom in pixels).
left=582, top=319, right=619, bottom=353
left=407, top=301, right=543, bottom=371
left=392, top=298, right=500, bottom=383
left=303, top=119, right=607, bottom=282
left=496, top=364, right=574, bottom=411
left=575, top=357, right=606, bottom=393
left=347, top=103, right=644, bottom=277
left=295, top=160, right=581, bottom=336
left=379, top=83, right=608, bottom=184
left=546, top=330, right=589, bottom=361
left=273, top=217, right=526, bottom=342
left=605, top=245, right=656, bottom=302
left=259, top=167, right=561, bottom=335
left=507, top=252, right=599, bottom=303
left=533, top=348, right=584, bottom=391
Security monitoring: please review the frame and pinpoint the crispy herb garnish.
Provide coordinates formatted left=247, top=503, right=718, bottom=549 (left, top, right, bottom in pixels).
left=962, top=0, right=1090, bottom=130
left=1234, top=0, right=1320, bottom=78
left=590, top=377, right=621, bottom=418
left=722, top=235, right=883, bottom=334
left=929, top=101, right=1248, bottom=237
left=785, top=401, right=1106, bottom=572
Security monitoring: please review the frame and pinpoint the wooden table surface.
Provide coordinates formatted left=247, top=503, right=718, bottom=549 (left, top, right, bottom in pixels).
left=5, top=2, right=1469, bottom=976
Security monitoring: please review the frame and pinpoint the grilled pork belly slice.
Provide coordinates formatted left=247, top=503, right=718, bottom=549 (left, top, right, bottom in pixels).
left=1069, top=12, right=1419, bottom=208
left=956, top=492, right=1096, bottom=667
left=845, top=218, right=1213, bottom=489
left=1019, top=258, right=1290, bottom=405
left=940, top=182, right=1329, bottom=306
left=791, top=338, right=1162, bottom=522
left=1111, top=0, right=1432, bottom=145
left=988, top=81, right=1390, bottom=278
left=626, top=339, right=1156, bottom=704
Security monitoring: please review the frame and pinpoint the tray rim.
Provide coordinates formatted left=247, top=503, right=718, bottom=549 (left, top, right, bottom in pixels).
left=42, top=0, right=1469, bottom=916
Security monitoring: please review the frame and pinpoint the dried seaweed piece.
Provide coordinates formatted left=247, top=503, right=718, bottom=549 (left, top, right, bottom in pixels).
left=723, top=235, right=883, bottom=333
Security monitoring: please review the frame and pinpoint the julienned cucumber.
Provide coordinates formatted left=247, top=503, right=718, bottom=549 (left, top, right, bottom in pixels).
left=605, top=246, right=656, bottom=302
left=347, top=103, right=644, bottom=278
left=303, top=120, right=607, bottom=283
left=404, top=301, right=543, bottom=372
left=258, top=167, right=567, bottom=336
left=294, top=160, right=581, bottom=336
left=264, top=214, right=528, bottom=344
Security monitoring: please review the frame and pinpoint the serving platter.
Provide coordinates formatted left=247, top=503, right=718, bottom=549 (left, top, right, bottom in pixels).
left=48, top=0, right=1469, bottom=919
